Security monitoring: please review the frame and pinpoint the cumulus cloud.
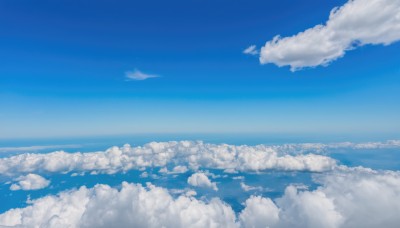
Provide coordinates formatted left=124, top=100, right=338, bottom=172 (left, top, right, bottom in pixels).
left=1, top=168, right=400, bottom=227
left=187, top=172, right=218, bottom=191
left=9, top=174, right=50, bottom=191
left=259, top=0, right=400, bottom=71
left=0, top=141, right=337, bottom=178
left=243, top=45, right=258, bottom=55
left=0, top=182, right=237, bottom=228
left=239, top=196, right=279, bottom=228
left=2, top=167, right=398, bottom=228
left=125, top=69, right=159, bottom=81
left=239, top=167, right=400, bottom=228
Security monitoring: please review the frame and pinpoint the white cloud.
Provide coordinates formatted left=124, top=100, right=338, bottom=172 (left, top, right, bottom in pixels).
left=140, top=171, right=149, bottom=178
left=1, top=168, right=400, bottom=227
left=171, top=165, right=189, bottom=174
left=232, top=176, right=244, bottom=180
left=0, top=144, right=81, bottom=153
left=9, top=174, right=50, bottom=191
left=239, top=196, right=279, bottom=228
left=0, top=182, right=237, bottom=228
left=243, top=45, right=258, bottom=55
left=2, top=139, right=398, bottom=180
left=0, top=141, right=338, bottom=178
left=272, top=139, right=400, bottom=154
left=125, top=69, right=159, bottom=81
left=240, top=182, right=263, bottom=192
left=259, top=0, right=400, bottom=71
left=187, top=172, right=218, bottom=191
left=159, top=166, right=189, bottom=175
left=238, top=167, right=400, bottom=228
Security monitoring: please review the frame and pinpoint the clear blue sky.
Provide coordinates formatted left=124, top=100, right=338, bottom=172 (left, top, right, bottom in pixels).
left=0, top=0, right=399, bottom=139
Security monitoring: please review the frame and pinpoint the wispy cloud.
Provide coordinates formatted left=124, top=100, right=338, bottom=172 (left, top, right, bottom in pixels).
left=125, top=69, right=160, bottom=81
left=243, top=45, right=258, bottom=55
left=0, top=144, right=81, bottom=153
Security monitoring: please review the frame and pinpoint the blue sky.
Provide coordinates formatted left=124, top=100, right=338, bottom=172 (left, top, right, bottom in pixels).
left=1, top=0, right=400, bottom=139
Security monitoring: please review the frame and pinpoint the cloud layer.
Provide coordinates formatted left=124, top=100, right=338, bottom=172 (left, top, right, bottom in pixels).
left=259, top=0, right=400, bottom=70
left=0, top=182, right=236, bottom=228
left=0, top=141, right=338, bottom=177
left=1, top=168, right=399, bottom=228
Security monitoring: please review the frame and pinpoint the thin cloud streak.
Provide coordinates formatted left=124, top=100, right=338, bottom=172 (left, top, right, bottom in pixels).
left=125, top=69, right=160, bottom=81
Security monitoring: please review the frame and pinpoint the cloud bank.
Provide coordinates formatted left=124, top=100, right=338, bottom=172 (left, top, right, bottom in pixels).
left=0, top=141, right=338, bottom=178
left=1, top=168, right=399, bottom=228
left=9, top=174, right=50, bottom=191
left=259, top=0, right=400, bottom=70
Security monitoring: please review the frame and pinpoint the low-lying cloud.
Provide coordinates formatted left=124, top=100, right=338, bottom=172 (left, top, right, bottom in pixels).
left=1, top=168, right=399, bottom=228
left=0, top=141, right=339, bottom=178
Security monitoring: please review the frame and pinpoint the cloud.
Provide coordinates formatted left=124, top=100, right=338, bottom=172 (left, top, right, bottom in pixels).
left=1, top=168, right=400, bottom=227
left=0, top=144, right=81, bottom=153
left=259, top=0, right=400, bottom=71
left=238, top=167, right=400, bottom=228
left=0, top=182, right=237, bottom=228
left=9, top=174, right=50, bottom=191
left=243, top=45, right=258, bottom=55
left=187, top=172, right=218, bottom=191
left=0, top=141, right=338, bottom=178
left=239, top=196, right=279, bottom=228
left=271, top=139, right=400, bottom=154
left=1, top=139, right=398, bottom=179
left=159, top=166, right=189, bottom=175
left=125, top=69, right=159, bottom=81
left=240, top=182, right=263, bottom=192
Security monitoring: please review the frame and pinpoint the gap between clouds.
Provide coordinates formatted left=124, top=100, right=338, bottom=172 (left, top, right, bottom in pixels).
left=245, top=0, right=400, bottom=71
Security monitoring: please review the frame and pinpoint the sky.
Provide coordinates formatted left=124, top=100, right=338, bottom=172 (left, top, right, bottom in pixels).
left=1, top=0, right=400, bottom=139
left=1, top=1, right=400, bottom=227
